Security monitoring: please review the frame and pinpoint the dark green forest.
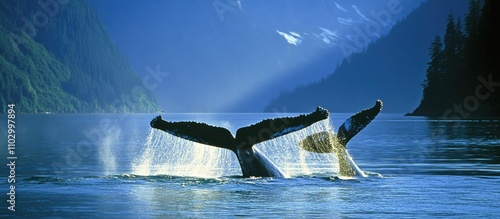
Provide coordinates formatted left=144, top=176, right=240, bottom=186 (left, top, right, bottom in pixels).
left=410, top=0, right=499, bottom=117
left=0, top=0, right=158, bottom=113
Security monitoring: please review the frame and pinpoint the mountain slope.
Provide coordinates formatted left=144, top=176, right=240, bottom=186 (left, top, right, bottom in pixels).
left=265, top=0, right=469, bottom=113
left=90, top=0, right=423, bottom=112
left=0, top=0, right=158, bottom=113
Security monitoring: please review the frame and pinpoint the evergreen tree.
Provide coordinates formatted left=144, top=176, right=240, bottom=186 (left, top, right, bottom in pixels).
left=463, top=0, right=482, bottom=83
left=412, top=0, right=500, bottom=117
left=465, top=0, right=481, bottom=39
left=455, top=17, right=465, bottom=57
left=441, top=12, right=460, bottom=103
left=454, top=16, right=467, bottom=96
left=420, top=35, right=444, bottom=110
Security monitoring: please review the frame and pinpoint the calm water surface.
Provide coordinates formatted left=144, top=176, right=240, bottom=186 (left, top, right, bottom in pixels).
left=0, top=113, right=499, bottom=218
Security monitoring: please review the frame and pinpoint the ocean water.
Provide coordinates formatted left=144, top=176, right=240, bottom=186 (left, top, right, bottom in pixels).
left=0, top=113, right=499, bottom=218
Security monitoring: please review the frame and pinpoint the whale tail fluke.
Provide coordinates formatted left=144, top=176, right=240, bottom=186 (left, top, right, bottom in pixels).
left=150, top=107, right=330, bottom=152
left=150, top=116, right=236, bottom=152
left=336, top=100, right=383, bottom=146
left=299, top=100, right=383, bottom=153
left=235, top=107, right=329, bottom=150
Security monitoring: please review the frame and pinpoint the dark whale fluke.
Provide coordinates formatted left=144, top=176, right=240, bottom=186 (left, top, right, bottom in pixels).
left=150, top=107, right=329, bottom=178
left=337, top=100, right=383, bottom=146
left=299, top=100, right=383, bottom=177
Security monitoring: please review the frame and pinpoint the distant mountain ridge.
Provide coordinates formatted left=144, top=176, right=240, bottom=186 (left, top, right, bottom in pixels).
left=264, top=0, right=469, bottom=113
left=90, top=0, right=423, bottom=112
left=0, top=0, right=158, bottom=113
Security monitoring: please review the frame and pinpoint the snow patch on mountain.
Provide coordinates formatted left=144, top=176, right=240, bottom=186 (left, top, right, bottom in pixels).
left=276, top=30, right=303, bottom=46
left=335, top=2, right=348, bottom=12
left=352, top=5, right=372, bottom=22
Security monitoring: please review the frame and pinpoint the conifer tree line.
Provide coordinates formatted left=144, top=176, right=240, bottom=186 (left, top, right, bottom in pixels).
left=411, top=0, right=499, bottom=117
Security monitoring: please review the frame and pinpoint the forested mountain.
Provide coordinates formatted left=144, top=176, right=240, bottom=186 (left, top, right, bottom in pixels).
left=0, top=0, right=158, bottom=113
left=264, top=0, right=469, bottom=113
left=409, top=0, right=499, bottom=117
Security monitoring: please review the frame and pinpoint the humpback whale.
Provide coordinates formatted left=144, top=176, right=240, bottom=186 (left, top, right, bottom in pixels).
left=150, top=107, right=329, bottom=178
left=299, top=100, right=383, bottom=177
left=149, top=100, right=382, bottom=178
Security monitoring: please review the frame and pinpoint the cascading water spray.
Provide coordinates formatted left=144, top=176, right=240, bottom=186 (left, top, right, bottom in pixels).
left=131, top=129, right=238, bottom=177
left=256, top=119, right=339, bottom=177
left=98, top=128, right=120, bottom=175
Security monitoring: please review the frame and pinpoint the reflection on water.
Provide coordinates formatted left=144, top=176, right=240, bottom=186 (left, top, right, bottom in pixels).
left=424, top=119, right=500, bottom=175
left=348, top=115, right=500, bottom=177
left=125, top=175, right=353, bottom=218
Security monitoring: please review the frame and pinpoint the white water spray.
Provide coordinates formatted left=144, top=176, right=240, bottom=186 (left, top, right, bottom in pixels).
left=98, top=128, right=119, bottom=175
left=256, top=119, right=339, bottom=177
left=131, top=129, right=239, bottom=177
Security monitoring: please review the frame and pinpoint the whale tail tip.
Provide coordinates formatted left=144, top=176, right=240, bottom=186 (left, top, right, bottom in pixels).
left=150, top=115, right=162, bottom=128
left=299, top=100, right=383, bottom=153
left=336, top=99, right=383, bottom=146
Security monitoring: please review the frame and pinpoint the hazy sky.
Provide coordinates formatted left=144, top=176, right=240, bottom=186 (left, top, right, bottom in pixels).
left=90, top=0, right=425, bottom=112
